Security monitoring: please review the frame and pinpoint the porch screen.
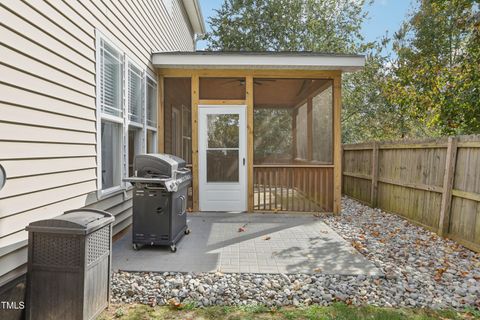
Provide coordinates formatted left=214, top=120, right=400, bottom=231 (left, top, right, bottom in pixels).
left=164, top=78, right=192, bottom=164
left=253, top=79, right=333, bottom=165
left=253, top=78, right=334, bottom=212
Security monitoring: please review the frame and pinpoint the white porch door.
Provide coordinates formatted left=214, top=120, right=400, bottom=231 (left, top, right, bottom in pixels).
left=198, top=105, right=247, bottom=212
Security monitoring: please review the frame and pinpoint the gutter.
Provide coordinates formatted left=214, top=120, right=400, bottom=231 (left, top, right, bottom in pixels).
left=182, top=0, right=206, bottom=35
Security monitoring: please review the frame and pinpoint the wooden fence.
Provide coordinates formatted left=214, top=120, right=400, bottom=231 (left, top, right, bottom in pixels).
left=342, top=135, right=480, bottom=252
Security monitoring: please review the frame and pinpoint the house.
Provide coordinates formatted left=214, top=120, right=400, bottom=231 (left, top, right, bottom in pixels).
left=0, top=0, right=204, bottom=310
left=0, top=0, right=364, bottom=310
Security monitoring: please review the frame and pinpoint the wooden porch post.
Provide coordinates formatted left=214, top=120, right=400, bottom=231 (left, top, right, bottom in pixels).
left=307, top=98, right=313, bottom=161
left=157, top=74, right=164, bottom=152
left=292, top=109, right=297, bottom=160
left=333, top=73, right=342, bottom=214
left=192, top=75, right=199, bottom=211
left=246, top=76, right=254, bottom=212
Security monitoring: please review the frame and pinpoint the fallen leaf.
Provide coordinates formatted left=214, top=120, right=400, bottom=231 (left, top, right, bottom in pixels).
left=313, top=267, right=322, bottom=273
left=263, top=236, right=271, bottom=240
left=351, top=241, right=365, bottom=251
left=167, top=298, right=182, bottom=309
left=371, top=231, right=380, bottom=237
left=434, top=268, right=446, bottom=281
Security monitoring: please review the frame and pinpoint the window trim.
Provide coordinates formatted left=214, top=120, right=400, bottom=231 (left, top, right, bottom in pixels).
left=145, top=73, right=158, bottom=131
left=126, top=58, right=144, bottom=128
left=96, top=30, right=126, bottom=198
left=96, top=30, right=159, bottom=198
left=145, top=73, right=158, bottom=153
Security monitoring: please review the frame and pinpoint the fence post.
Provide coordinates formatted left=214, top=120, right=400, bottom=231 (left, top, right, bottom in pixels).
left=438, top=137, right=458, bottom=236
left=341, top=145, right=345, bottom=195
left=370, top=142, right=379, bottom=207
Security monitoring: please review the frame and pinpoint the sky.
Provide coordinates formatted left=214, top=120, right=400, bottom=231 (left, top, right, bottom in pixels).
left=196, top=0, right=414, bottom=53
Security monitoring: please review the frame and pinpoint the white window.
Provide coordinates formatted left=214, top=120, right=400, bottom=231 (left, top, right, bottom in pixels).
left=96, top=31, right=159, bottom=196
left=145, top=74, right=158, bottom=153
left=128, top=127, right=143, bottom=177
left=146, top=76, right=157, bottom=127
left=97, top=34, right=124, bottom=194
left=128, top=62, right=143, bottom=125
left=101, top=121, right=122, bottom=189
left=99, top=40, right=123, bottom=118
left=126, top=59, right=144, bottom=176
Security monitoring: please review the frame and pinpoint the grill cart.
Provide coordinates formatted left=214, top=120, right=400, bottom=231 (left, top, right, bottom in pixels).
left=124, top=153, right=191, bottom=252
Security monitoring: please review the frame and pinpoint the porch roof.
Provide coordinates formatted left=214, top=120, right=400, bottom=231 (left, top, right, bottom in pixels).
left=152, top=51, right=365, bottom=72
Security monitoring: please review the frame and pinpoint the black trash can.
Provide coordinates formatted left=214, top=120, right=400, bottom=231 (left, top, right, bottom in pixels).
left=25, top=209, right=114, bottom=320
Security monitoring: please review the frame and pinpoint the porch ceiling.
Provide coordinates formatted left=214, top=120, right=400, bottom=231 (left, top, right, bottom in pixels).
left=152, top=51, right=365, bottom=72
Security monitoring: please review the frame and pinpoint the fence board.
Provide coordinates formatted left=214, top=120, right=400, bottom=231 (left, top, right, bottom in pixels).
left=342, top=135, right=480, bottom=252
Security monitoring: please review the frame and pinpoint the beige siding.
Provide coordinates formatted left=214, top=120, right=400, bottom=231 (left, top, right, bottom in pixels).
left=0, top=0, right=195, bottom=285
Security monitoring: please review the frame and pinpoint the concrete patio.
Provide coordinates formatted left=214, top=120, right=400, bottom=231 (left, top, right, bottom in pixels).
left=112, top=213, right=381, bottom=275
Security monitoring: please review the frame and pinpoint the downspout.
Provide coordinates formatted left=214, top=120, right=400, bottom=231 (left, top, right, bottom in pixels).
left=194, top=33, right=206, bottom=51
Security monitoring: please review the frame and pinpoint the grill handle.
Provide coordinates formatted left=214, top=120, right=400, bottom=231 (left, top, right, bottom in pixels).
left=179, top=195, right=186, bottom=215
left=144, top=185, right=166, bottom=191
left=173, top=168, right=190, bottom=180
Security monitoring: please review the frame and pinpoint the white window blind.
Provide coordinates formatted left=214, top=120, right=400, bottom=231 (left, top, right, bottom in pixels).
left=100, top=40, right=123, bottom=117
left=128, top=63, right=143, bottom=124
left=146, top=77, right=157, bottom=127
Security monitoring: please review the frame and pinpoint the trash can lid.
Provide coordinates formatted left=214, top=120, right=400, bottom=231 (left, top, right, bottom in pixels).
left=26, top=209, right=115, bottom=235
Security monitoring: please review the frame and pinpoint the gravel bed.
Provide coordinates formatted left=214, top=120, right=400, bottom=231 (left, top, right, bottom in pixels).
left=111, top=197, right=480, bottom=309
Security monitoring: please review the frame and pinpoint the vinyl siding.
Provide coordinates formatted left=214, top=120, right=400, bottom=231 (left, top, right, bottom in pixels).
left=0, top=0, right=195, bottom=286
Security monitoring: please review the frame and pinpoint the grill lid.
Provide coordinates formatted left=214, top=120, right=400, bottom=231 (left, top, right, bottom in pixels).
left=26, top=209, right=114, bottom=235
left=134, top=153, right=186, bottom=178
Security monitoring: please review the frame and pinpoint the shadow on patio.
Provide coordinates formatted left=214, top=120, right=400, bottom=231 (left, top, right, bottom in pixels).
left=112, top=213, right=381, bottom=275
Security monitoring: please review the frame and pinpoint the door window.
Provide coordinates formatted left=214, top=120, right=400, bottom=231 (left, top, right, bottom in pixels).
left=206, top=114, right=240, bottom=182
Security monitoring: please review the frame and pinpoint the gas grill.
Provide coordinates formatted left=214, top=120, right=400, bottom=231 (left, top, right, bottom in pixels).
left=124, top=153, right=191, bottom=252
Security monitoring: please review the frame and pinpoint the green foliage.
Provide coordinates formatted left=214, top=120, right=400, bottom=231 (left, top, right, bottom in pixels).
left=100, top=303, right=475, bottom=320
left=385, top=0, right=480, bottom=136
left=204, top=0, right=480, bottom=143
left=254, top=108, right=292, bottom=161
left=206, top=0, right=366, bottom=53
left=208, top=114, right=240, bottom=148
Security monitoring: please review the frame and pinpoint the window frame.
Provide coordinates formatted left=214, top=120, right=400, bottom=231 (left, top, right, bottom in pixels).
left=96, top=31, right=125, bottom=197
left=125, top=56, right=146, bottom=183
left=127, top=59, right=144, bottom=128
left=145, top=73, right=158, bottom=153
left=95, top=31, right=159, bottom=198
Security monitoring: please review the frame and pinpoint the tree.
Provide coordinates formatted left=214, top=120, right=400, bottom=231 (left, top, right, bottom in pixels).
left=206, top=0, right=399, bottom=143
left=206, top=0, right=366, bottom=53
left=385, top=0, right=480, bottom=135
